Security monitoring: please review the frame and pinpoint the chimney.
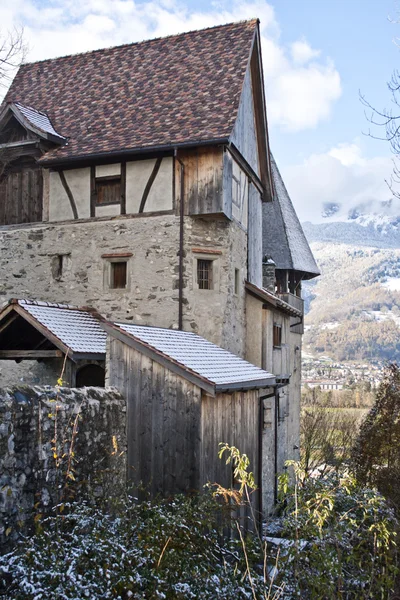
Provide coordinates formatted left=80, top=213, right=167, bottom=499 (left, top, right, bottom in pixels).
left=262, top=256, right=276, bottom=293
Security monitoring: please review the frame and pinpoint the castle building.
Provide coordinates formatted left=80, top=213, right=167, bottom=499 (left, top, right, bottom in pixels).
left=0, top=20, right=319, bottom=514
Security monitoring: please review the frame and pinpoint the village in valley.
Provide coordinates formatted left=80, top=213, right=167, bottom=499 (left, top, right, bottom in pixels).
left=0, top=1, right=399, bottom=598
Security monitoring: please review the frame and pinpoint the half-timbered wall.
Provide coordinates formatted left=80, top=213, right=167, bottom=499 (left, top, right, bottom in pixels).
left=48, top=157, right=173, bottom=221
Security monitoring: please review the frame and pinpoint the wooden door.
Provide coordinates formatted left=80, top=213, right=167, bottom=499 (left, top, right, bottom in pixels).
left=0, top=161, right=43, bottom=225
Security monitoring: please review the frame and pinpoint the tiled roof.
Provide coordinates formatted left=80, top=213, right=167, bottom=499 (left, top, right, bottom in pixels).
left=4, top=20, right=257, bottom=164
left=14, top=103, right=66, bottom=140
left=114, top=323, right=275, bottom=392
left=16, top=299, right=106, bottom=355
left=262, top=155, right=320, bottom=279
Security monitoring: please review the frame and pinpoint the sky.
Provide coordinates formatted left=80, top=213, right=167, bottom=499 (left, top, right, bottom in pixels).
left=1, top=0, right=399, bottom=222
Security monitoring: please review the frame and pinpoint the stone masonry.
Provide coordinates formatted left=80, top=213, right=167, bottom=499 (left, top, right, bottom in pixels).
left=0, top=386, right=126, bottom=551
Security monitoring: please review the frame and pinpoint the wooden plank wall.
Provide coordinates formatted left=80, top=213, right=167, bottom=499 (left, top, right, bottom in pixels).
left=0, top=164, right=43, bottom=225
left=230, top=65, right=259, bottom=177
left=176, top=146, right=225, bottom=216
left=108, top=339, right=202, bottom=498
left=200, top=389, right=260, bottom=518
left=248, top=182, right=263, bottom=287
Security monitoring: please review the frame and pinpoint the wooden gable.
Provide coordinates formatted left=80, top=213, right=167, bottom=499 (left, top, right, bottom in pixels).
left=230, top=25, right=272, bottom=202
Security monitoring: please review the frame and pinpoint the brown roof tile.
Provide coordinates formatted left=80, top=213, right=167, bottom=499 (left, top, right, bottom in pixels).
left=4, top=20, right=257, bottom=164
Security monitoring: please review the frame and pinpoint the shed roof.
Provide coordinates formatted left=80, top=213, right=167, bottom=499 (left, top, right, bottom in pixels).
left=0, top=299, right=106, bottom=358
left=105, top=322, right=276, bottom=394
left=262, top=155, right=320, bottom=279
left=4, top=20, right=258, bottom=165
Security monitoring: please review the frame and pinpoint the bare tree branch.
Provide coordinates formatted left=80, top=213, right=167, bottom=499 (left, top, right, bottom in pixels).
left=0, top=27, right=27, bottom=89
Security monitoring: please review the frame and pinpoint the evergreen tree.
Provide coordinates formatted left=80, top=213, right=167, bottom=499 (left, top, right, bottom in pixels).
left=353, top=363, right=400, bottom=508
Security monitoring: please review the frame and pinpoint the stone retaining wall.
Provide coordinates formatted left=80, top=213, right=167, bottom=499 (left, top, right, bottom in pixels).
left=0, top=386, right=126, bottom=551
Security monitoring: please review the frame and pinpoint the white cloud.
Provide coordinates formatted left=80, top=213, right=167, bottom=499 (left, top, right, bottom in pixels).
left=290, top=38, right=320, bottom=65
left=328, top=142, right=364, bottom=166
left=265, top=59, right=341, bottom=131
left=281, top=142, right=398, bottom=223
left=0, top=0, right=341, bottom=132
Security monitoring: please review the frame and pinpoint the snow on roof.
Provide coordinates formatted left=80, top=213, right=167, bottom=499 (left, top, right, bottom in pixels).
left=114, top=323, right=276, bottom=392
left=262, top=155, right=320, bottom=279
left=14, top=103, right=66, bottom=140
left=16, top=299, right=106, bottom=354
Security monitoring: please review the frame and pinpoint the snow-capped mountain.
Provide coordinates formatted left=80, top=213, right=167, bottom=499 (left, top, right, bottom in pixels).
left=303, top=211, right=400, bottom=249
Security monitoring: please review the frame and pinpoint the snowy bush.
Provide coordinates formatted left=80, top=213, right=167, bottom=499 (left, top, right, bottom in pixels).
left=0, top=493, right=278, bottom=600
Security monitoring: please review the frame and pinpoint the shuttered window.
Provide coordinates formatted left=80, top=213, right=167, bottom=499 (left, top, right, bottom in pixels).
left=197, top=259, right=213, bottom=290
left=110, top=261, right=127, bottom=289
left=96, top=176, right=121, bottom=205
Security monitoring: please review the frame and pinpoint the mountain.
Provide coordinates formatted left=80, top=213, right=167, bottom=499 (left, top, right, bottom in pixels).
left=302, top=212, right=400, bottom=363
left=302, top=214, right=400, bottom=249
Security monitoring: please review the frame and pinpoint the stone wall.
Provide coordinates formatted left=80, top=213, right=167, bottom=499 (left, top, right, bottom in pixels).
left=0, top=386, right=126, bottom=551
left=0, top=213, right=248, bottom=384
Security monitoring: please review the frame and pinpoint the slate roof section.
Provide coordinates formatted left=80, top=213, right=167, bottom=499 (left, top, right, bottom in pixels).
left=4, top=20, right=258, bottom=165
left=112, top=322, right=276, bottom=393
left=262, top=155, right=320, bottom=279
left=14, top=103, right=66, bottom=141
left=13, top=299, right=106, bottom=355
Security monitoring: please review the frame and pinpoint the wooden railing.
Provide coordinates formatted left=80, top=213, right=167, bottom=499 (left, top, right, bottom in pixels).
left=278, top=292, right=304, bottom=314
left=278, top=293, right=304, bottom=334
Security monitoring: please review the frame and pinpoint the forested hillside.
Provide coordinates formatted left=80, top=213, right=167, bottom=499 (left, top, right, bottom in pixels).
left=303, top=223, right=400, bottom=362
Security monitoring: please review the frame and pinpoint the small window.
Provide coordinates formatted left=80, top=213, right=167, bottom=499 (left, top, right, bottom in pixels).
left=273, top=324, right=282, bottom=348
left=234, top=268, right=240, bottom=295
left=110, top=261, right=127, bottom=289
left=197, top=259, right=213, bottom=290
left=96, top=176, right=121, bottom=205
left=232, top=173, right=241, bottom=208
left=51, top=255, right=63, bottom=281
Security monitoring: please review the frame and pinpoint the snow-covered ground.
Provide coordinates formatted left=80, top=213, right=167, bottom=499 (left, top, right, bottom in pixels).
left=382, top=276, right=400, bottom=291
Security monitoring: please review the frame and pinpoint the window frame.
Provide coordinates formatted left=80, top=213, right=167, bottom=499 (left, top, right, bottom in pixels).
left=197, top=259, right=213, bottom=290
left=95, top=174, right=122, bottom=206
left=192, top=252, right=221, bottom=292
left=103, top=254, right=132, bottom=291
left=273, top=323, right=282, bottom=349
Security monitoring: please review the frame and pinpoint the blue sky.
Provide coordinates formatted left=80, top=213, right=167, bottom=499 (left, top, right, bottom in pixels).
left=1, top=0, right=399, bottom=221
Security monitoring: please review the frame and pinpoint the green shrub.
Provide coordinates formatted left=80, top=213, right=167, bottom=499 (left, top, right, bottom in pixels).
left=0, top=493, right=276, bottom=600
left=277, top=463, right=399, bottom=599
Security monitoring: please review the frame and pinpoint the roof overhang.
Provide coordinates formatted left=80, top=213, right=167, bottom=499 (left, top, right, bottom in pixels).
left=0, top=300, right=105, bottom=362
left=245, top=281, right=303, bottom=318
left=0, top=103, right=66, bottom=146
left=38, top=137, right=230, bottom=168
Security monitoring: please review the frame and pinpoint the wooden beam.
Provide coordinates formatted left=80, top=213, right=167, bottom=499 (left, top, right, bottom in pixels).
left=13, top=305, right=71, bottom=355
left=120, top=161, right=126, bottom=215
left=0, top=310, right=18, bottom=335
left=90, top=165, right=96, bottom=217
left=59, top=171, right=79, bottom=219
left=139, top=157, right=162, bottom=213
left=0, top=350, right=63, bottom=359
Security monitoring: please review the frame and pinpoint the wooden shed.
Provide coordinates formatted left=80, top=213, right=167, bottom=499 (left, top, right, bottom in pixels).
left=103, top=322, right=276, bottom=516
